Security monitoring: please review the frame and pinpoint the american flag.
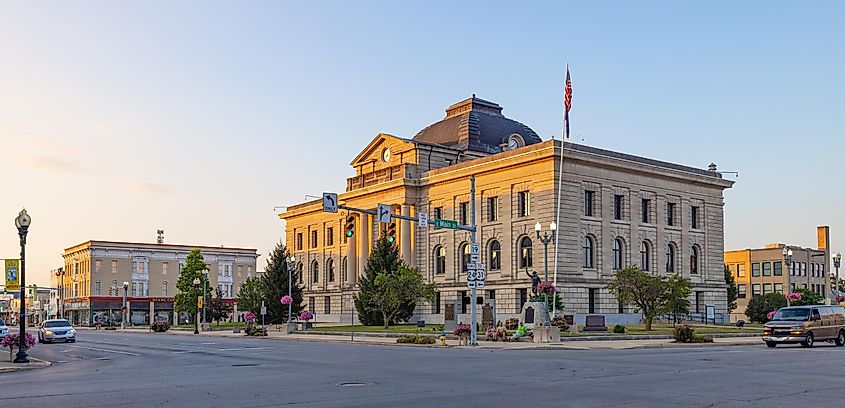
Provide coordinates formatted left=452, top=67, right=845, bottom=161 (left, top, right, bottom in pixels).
left=564, top=65, right=572, bottom=139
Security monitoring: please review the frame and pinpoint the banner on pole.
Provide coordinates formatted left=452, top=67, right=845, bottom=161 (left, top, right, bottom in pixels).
left=4, top=259, right=20, bottom=292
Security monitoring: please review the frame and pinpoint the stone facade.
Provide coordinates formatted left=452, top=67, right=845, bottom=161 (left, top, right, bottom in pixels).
left=280, top=96, right=734, bottom=324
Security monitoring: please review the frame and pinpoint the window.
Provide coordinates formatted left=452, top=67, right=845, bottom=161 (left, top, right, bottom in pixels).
left=237, top=264, right=243, bottom=277
left=641, top=199, right=650, bottom=223
left=487, top=197, right=498, bottom=222
left=641, top=241, right=651, bottom=271
left=162, top=262, right=168, bottom=275
left=763, top=283, right=772, bottom=295
left=486, top=290, right=496, bottom=300
left=434, top=207, right=443, bottom=220
left=752, top=284, right=762, bottom=297
left=773, top=262, right=782, bottom=276
left=311, top=230, right=318, bottom=248
left=612, top=238, right=624, bottom=270
left=667, top=203, right=676, bottom=226
left=588, top=288, right=596, bottom=313
left=296, top=263, right=303, bottom=283
left=518, top=288, right=528, bottom=311
left=695, top=291, right=702, bottom=313
left=311, top=260, right=319, bottom=283
left=459, top=202, right=469, bottom=225
left=517, top=191, right=530, bottom=217
left=434, top=246, right=446, bottom=275
left=297, top=233, right=303, bottom=250
left=324, top=296, right=331, bottom=315
left=327, top=259, right=335, bottom=282
left=435, top=292, right=441, bottom=314
left=666, top=243, right=677, bottom=273
left=584, top=191, right=595, bottom=217
left=341, top=257, right=347, bottom=282
left=488, top=240, right=501, bottom=270
left=162, top=281, right=168, bottom=296
left=95, top=280, right=101, bottom=295
left=774, top=283, right=783, bottom=294
left=519, top=237, right=533, bottom=268
left=751, top=263, right=760, bottom=277
left=112, top=260, right=118, bottom=274
left=689, top=245, right=699, bottom=274
left=309, top=297, right=315, bottom=313
left=738, top=284, right=746, bottom=298
left=460, top=243, right=471, bottom=272
left=691, top=206, right=700, bottom=229
left=737, top=264, right=746, bottom=277
left=762, top=262, right=771, bottom=276
left=111, top=280, right=118, bottom=296
left=802, top=262, right=807, bottom=276
left=613, top=195, right=624, bottom=220
left=326, top=227, right=334, bottom=246
left=583, top=236, right=594, bottom=268
left=95, top=260, right=101, bottom=274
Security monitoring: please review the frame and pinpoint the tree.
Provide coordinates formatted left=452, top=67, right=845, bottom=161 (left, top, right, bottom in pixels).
left=791, top=288, right=824, bottom=306
left=175, top=249, right=211, bottom=321
left=208, top=288, right=232, bottom=325
left=725, top=266, right=738, bottom=313
left=665, top=274, right=692, bottom=324
left=606, top=267, right=668, bottom=331
left=260, top=241, right=303, bottom=323
left=745, top=293, right=787, bottom=323
left=355, top=236, right=432, bottom=327
left=237, top=276, right=263, bottom=316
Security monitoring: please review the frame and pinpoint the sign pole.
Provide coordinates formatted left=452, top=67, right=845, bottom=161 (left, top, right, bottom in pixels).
left=469, top=175, right=478, bottom=346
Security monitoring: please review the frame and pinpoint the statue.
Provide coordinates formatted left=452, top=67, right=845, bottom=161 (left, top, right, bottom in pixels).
left=526, top=270, right=541, bottom=295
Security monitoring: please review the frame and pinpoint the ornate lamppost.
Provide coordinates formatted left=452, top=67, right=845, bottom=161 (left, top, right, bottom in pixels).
left=783, top=247, right=794, bottom=306
left=193, top=277, right=201, bottom=334
left=834, top=252, right=841, bottom=302
left=13, top=209, right=31, bottom=364
left=122, top=281, right=129, bottom=328
left=535, top=221, right=557, bottom=325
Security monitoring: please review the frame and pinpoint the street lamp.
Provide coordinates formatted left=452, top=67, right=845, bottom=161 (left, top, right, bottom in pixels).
left=783, top=247, right=794, bottom=306
left=287, top=255, right=295, bottom=326
left=535, top=221, right=557, bottom=325
left=122, top=281, right=129, bottom=329
left=834, top=252, right=842, bottom=303
left=193, top=277, right=201, bottom=334
left=201, top=269, right=209, bottom=330
left=13, top=208, right=31, bottom=364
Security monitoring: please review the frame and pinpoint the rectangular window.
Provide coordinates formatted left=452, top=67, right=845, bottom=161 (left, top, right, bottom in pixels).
left=752, top=284, right=761, bottom=297
left=667, top=203, right=676, bottom=226
left=737, top=264, right=746, bottom=277
left=518, top=288, right=528, bottom=312
left=773, top=262, right=782, bottom=276
left=802, top=262, right=807, bottom=276
left=486, top=290, right=496, bottom=300
left=487, top=197, right=498, bottom=222
left=691, top=206, right=700, bottom=229
left=162, top=262, right=168, bottom=275
left=435, top=292, right=441, bottom=315
left=459, top=202, right=469, bottom=225
left=762, top=262, right=772, bottom=276
left=309, top=297, right=315, bottom=313
left=326, top=227, right=334, bottom=246
left=112, top=260, right=118, bottom=273
left=751, top=263, right=761, bottom=277
left=517, top=191, right=530, bottom=217
left=95, top=280, right=101, bottom=295
left=763, top=283, right=772, bottom=295
left=584, top=191, right=595, bottom=217
left=738, top=284, right=746, bottom=298
left=641, top=199, right=650, bottom=223
left=613, top=195, right=623, bottom=220
left=111, top=280, right=118, bottom=296
left=695, top=292, right=702, bottom=313
left=774, top=283, right=783, bottom=294
left=588, top=288, right=596, bottom=314
left=434, top=207, right=443, bottom=220
left=311, top=230, right=318, bottom=248
left=296, top=233, right=303, bottom=250
left=162, top=281, right=168, bottom=296
left=324, top=296, right=331, bottom=315
left=95, top=260, right=101, bottom=274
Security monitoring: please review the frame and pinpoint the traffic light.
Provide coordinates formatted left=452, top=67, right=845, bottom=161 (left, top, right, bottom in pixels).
left=345, top=215, right=356, bottom=237
left=387, top=221, right=397, bottom=244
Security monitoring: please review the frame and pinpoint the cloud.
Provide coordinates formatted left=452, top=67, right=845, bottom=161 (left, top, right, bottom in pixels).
left=125, top=178, right=173, bottom=195
left=24, top=157, right=88, bottom=174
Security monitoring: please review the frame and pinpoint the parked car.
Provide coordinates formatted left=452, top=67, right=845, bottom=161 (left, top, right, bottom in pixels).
left=0, top=319, right=9, bottom=338
left=38, top=319, right=76, bottom=343
left=762, top=305, right=845, bottom=348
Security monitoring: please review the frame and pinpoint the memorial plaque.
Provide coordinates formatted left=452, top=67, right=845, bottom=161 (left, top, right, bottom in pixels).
left=525, top=306, right=535, bottom=324
left=481, top=304, right=494, bottom=328
left=563, top=314, right=575, bottom=326
left=445, top=303, right=456, bottom=321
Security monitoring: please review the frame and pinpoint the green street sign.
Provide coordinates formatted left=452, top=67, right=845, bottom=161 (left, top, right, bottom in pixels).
left=434, top=219, right=458, bottom=230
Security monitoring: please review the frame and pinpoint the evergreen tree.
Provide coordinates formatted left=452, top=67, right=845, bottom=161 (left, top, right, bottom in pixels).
left=261, top=241, right=303, bottom=323
left=175, top=249, right=211, bottom=321
left=725, top=266, right=738, bottom=313
left=355, top=236, right=417, bottom=326
left=209, top=288, right=232, bottom=325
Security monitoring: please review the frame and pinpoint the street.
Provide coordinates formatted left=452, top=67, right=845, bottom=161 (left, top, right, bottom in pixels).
left=1, top=330, right=843, bottom=407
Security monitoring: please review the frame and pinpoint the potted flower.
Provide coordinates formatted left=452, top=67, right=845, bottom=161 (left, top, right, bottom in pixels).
left=299, top=310, right=314, bottom=330
left=453, top=323, right=471, bottom=346
left=280, top=295, right=293, bottom=305
left=2, top=332, right=36, bottom=362
left=243, top=311, right=257, bottom=331
left=767, top=310, right=777, bottom=321
left=786, top=292, right=802, bottom=303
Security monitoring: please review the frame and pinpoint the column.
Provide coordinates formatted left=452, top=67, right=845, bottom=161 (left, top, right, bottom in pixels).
left=358, top=213, right=370, bottom=279
left=346, top=224, right=358, bottom=287
left=149, top=301, right=154, bottom=325
left=232, top=302, right=238, bottom=324
left=401, top=204, right=412, bottom=266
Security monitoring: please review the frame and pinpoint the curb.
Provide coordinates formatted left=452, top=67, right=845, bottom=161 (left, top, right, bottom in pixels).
left=0, top=357, right=52, bottom=373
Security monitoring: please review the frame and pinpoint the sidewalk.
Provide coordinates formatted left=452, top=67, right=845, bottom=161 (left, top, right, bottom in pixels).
left=0, top=357, right=51, bottom=373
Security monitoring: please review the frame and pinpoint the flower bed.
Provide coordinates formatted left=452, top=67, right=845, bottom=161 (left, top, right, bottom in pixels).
left=396, top=335, right=436, bottom=344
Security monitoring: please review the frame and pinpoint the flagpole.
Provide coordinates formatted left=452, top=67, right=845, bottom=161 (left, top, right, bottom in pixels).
left=552, top=63, right=568, bottom=315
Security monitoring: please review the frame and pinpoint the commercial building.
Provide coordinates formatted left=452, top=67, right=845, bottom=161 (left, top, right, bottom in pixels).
left=280, top=96, right=734, bottom=323
left=61, top=241, right=258, bottom=326
left=725, top=226, right=832, bottom=322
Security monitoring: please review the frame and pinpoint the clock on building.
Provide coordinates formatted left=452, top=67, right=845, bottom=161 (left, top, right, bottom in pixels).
left=382, top=148, right=391, bottom=162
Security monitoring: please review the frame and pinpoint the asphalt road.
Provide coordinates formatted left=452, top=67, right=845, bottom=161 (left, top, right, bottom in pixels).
left=1, top=330, right=843, bottom=407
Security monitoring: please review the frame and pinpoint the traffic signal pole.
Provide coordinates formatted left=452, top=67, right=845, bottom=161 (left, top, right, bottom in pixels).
left=469, top=175, right=478, bottom=346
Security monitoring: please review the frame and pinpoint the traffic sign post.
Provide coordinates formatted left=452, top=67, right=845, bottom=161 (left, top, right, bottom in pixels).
left=376, top=204, right=391, bottom=224
left=434, top=219, right=458, bottom=229
left=418, top=212, right=428, bottom=228
left=322, top=193, right=338, bottom=213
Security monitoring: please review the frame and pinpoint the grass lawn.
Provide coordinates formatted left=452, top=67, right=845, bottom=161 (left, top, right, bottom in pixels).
left=310, top=324, right=444, bottom=334
left=308, top=323, right=760, bottom=336
left=173, top=321, right=241, bottom=329
left=621, top=324, right=762, bottom=335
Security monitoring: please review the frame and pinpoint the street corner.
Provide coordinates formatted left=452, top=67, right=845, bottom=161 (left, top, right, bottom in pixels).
left=0, top=357, right=52, bottom=374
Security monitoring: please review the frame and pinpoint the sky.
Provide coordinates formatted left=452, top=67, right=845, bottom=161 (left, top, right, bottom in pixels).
left=1, top=1, right=843, bottom=287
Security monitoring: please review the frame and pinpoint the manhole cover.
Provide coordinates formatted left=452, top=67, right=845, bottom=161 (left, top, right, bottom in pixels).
left=339, top=382, right=368, bottom=387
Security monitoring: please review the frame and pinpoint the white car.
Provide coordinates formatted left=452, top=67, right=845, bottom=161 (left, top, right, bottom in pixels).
left=0, top=319, right=8, bottom=338
left=38, top=319, right=76, bottom=343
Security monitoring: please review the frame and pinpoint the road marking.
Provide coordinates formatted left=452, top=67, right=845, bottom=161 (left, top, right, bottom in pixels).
left=200, top=342, right=217, bottom=345
left=218, top=348, right=243, bottom=351
left=66, top=345, right=140, bottom=356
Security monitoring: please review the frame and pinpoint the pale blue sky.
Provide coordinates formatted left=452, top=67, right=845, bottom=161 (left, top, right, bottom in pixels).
left=1, top=1, right=843, bottom=286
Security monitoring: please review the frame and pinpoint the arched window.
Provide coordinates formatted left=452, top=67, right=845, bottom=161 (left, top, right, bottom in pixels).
left=612, top=238, right=624, bottom=270
left=583, top=236, right=594, bottom=268
left=460, top=243, right=471, bottom=272
left=311, top=260, right=319, bottom=283
left=341, top=256, right=347, bottom=282
left=434, top=246, right=446, bottom=275
left=690, top=245, right=700, bottom=274
left=519, top=237, right=533, bottom=268
left=641, top=241, right=651, bottom=271
left=296, top=262, right=303, bottom=284
left=326, top=258, right=335, bottom=282
left=666, top=243, right=677, bottom=273
left=488, top=240, right=501, bottom=270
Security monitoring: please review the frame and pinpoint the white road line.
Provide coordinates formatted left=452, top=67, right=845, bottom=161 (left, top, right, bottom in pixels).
left=218, top=348, right=243, bottom=351
left=66, top=345, right=140, bottom=356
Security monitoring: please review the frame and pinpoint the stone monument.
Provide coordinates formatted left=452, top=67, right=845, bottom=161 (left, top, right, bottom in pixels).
left=443, top=301, right=459, bottom=332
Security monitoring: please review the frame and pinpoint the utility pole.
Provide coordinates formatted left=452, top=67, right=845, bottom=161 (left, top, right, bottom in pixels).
left=469, top=175, right=478, bottom=346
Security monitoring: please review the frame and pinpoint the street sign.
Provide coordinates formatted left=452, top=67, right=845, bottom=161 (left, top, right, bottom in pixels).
left=476, top=270, right=485, bottom=281
left=466, top=262, right=483, bottom=271
left=467, top=270, right=477, bottom=281
left=470, top=243, right=480, bottom=262
left=322, top=193, right=338, bottom=213
left=261, top=306, right=267, bottom=315
left=467, top=281, right=477, bottom=289
left=418, top=212, right=428, bottom=228
left=476, top=281, right=485, bottom=288
left=434, top=219, right=458, bottom=229
left=376, top=204, right=391, bottom=224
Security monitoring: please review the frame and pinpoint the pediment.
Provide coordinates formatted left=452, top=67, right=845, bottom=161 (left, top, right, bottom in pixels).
left=350, top=133, right=415, bottom=167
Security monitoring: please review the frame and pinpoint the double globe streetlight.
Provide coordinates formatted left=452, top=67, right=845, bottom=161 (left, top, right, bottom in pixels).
left=834, top=252, right=842, bottom=303
left=783, top=247, right=794, bottom=306
left=13, top=209, right=31, bottom=364
left=535, top=221, right=556, bottom=325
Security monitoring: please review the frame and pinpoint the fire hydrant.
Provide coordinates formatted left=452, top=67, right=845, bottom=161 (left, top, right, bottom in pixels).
left=439, top=330, right=447, bottom=346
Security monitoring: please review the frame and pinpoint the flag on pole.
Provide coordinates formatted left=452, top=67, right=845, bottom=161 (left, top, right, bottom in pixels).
left=564, top=64, right=573, bottom=139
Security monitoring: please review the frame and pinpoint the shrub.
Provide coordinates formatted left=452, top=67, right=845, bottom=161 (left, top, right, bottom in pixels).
left=746, top=293, right=787, bottom=323
left=453, top=323, right=471, bottom=336
left=550, top=316, right=569, bottom=331
left=612, top=324, right=626, bottom=334
left=672, top=324, right=695, bottom=343
left=504, top=318, right=519, bottom=330
left=415, top=336, right=435, bottom=345
left=691, top=334, right=714, bottom=343
left=245, top=325, right=267, bottom=336
left=396, top=336, right=435, bottom=344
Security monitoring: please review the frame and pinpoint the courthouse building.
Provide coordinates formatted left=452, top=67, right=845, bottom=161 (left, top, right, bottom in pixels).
left=61, top=241, right=258, bottom=326
left=280, top=96, right=734, bottom=323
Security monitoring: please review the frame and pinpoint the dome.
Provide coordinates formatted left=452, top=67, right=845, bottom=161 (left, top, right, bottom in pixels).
left=412, top=95, right=542, bottom=154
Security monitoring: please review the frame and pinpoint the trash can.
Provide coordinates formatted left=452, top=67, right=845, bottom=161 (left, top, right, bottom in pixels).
left=417, top=320, right=426, bottom=328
